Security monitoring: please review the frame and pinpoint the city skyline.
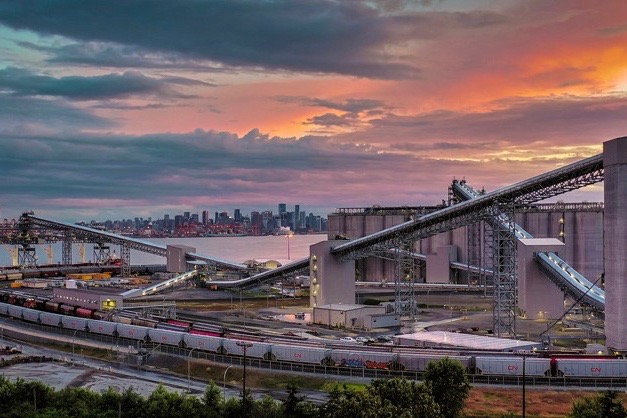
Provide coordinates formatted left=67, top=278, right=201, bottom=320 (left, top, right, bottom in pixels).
left=1, top=1, right=626, bottom=223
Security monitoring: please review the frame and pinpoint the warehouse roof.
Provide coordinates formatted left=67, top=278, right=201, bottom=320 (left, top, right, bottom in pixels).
left=394, top=331, right=542, bottom=352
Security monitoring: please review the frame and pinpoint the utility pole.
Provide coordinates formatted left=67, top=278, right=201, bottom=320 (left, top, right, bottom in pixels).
left=236, top=341, right=253, bottom=412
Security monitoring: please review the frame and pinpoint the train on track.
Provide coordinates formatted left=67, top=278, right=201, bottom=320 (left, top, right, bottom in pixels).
left=0, top=293, right=625, bottom=379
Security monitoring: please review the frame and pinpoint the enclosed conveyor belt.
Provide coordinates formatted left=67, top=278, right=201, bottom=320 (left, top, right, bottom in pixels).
left=123, top=269, right=199, bottom=298
left=451, top=179, right=605, bottom=311
left=535, top=252, right=605, bottom=311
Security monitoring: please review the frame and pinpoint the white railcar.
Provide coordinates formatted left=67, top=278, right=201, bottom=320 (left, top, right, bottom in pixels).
left=148, top=328, right=185, bottom=347
left=21, top=307, right=40, bottom=323
left=116, top=323, right=149, bottom=341
left=557, top=358, right=627, bottom=377
left=39, top=312, right=62, bottom=327
left=183, top=334, right=223, bottom=352
left=7, top=305, right=22, bottom=319
left=0, top=302, right=9, bottom=315
left=474, top=356, right=550, bottom=376
left=87, top=319, right=118, bottom=336
left=222, top=339, right=270, bottom=359
left=61, top=316, right=89, bottom=331
left=270, top=344, right=330, bottom=364
left=399, top=353, right=471, bottom=372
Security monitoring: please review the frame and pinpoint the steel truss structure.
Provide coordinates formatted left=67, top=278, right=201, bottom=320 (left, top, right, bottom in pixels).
left=393, top=237, right=417, bottom=318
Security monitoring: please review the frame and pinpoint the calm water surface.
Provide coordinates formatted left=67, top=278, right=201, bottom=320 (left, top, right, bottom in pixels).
left=0, top=234, right=327, bottom=267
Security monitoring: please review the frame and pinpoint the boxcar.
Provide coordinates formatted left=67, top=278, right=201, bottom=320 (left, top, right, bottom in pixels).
left=0, top=302, right=9, bottom=315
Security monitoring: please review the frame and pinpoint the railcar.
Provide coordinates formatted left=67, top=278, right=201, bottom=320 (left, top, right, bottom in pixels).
left=270, top=344, right=331, bottom=365
left=148, top=328, right=186, bottom=347
left=222, top=339, right=271, bottom=359
left=183, top=333, right=223, bottom=352
left=61, top=316, right=89, bottom=331
left=399, top=353, right=472, bottom=372
left=473, top=356, right=551, bottom=376
left=21, top=307, right=41, bottom=323
left=116, top=323, right=149, bottom=342
left=39, top=311, right=62, bottom=327
left=330, top=349, right=397, bottom=370
left=554, top=358, right=627, bottom=377
left=87, top=319, right=118, bottom=337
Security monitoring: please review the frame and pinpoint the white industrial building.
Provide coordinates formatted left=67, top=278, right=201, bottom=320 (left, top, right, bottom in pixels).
left=312, top=303, right=399, bottom=329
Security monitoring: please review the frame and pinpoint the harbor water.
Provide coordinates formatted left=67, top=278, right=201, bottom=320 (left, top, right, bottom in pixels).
left=0, top=234, right=327, bottom=267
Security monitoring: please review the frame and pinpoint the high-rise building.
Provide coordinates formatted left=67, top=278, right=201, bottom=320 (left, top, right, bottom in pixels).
left=202, top=210, right=210, bottom=225
left=234, top=209, right=241, bottom=222
left=294, top=205, right=300, bottom=229
left=278, top=203, right=286, bottom=215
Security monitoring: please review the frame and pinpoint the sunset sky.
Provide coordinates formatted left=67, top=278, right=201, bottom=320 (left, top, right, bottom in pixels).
left=0, top=0, right=625, bottom=223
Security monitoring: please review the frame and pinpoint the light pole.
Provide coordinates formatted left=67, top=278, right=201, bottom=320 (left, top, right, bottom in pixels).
left=286, top=233, right=293, bottom=260
left=223, top=365, right=234, bottom=399
left=236, top=341, right=253, bottom=410
left=187, top=347, right=197, bottom=393
left=71, top=329, right=79, bottom=362
left=522, top=353, right=526, bottom=418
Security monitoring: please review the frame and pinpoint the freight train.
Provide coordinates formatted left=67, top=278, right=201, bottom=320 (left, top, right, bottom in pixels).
left=1, top=301, right=626, bottom=379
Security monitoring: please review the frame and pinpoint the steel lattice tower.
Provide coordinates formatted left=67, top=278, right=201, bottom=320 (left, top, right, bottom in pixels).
left=393, top=237, right=417, bottom=318
left=486, top=203, right=518, bottom=337
left=120, top=243, right=131, bottom=277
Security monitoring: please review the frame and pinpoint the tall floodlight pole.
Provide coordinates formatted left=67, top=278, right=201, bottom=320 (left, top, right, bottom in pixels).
left=236, top=341, right=253, bottom=411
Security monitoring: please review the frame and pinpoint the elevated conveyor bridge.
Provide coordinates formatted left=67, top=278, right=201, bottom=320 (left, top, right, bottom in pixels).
left=451, top=179, right=605, bottom=312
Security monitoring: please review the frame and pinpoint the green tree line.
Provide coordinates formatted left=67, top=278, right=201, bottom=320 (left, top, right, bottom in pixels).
left=0, top=356, right=624, bottom=417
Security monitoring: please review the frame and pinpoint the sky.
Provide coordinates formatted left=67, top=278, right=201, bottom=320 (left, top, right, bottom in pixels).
left=0, top=0, right=626, bottom=223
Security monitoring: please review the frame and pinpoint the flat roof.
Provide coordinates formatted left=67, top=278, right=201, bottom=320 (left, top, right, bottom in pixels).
left=395, top=331, right=541, bottom=351
left=316, top=303, right=379, bottom=311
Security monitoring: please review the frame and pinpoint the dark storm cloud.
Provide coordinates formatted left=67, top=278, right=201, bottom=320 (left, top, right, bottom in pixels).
left=0, top=0, right=506, bottom=79
left=0, top=94, right=112, bottom=131
left=305, top=113, right=358, bottom=128
left=366, top=94, right=627, bottom=147
left=0, top=67, right=206, bottom=100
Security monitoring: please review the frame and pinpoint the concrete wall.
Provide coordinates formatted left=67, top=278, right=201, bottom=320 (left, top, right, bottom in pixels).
left=426, top=245, right=458, bottom=283
left=166, top=245, right=196, bottom=273
left=517, top=238, right=565, bottom=319
left=604, top=136, right=627, bottom=351
left=309, top=240, right=355, bottom=308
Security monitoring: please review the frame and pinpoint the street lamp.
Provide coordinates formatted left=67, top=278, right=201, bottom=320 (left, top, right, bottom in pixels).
left=188, top=347, right=197, bottom=393
left=223, top=365, right=234, bottom=399
left=236, top=341, right=253, bottom=410
left=522, top=353, right=526, bottom=418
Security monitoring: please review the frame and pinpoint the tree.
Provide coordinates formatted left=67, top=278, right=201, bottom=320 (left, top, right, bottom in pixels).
left=368, top=378, right=442, bottom=418
left=569, top=390, right=627, bottom=418
left=281, top=385, right=318, bottom=418
left=423, top=357, right=471, bottom=418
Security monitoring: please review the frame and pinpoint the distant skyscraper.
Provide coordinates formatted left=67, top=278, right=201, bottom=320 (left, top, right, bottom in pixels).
left=183, top=211, right=190, bottom=220
left=202, top=210, right=210, bottom=225
left=234, top=209, right=241, bottom=222
left=278, top=203, right=286, bottom=215
left=294, top=205, right=300, bottom=229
